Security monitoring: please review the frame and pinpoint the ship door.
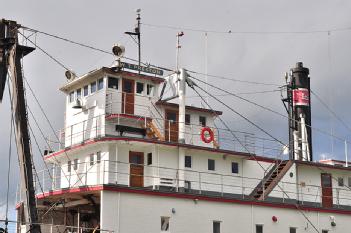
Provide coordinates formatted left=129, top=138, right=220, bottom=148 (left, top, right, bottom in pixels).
left=122, top=79, right=135, bottom=115
left=129, top=151, right=144, bottom=187
left=321, top=173, right=333, bottom=208
left=165, top=110, right=178, bottom=142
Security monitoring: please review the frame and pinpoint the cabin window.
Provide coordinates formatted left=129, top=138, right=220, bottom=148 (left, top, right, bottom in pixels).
left=322, top=230, right=329, bottom=233
left=338, top=177, right=344, bottom=187
left=147, top=153, right=152, bottom=165
left=67, top=160, right=72, bottom=172
left=98, top=78, right=104, bottom=90
left=90, top=154, right=94, bottom=166
left=232, top=162, right=239, bottom=174
left=90, top=81, right=97, bottom=93
left=208, top=159, right=215, bottom=171
left=69, top=91, right=75, bottom=103
left=161, top=216, right=170, bottom=231
left=290, top=227, right=297, bottom=233
left=73, top=159, right=78, bottom=170
left=136, top=82, right=144, bottom=94
left=147, top=84, right=154, bottom=96
left=256, top=224, right=263, bottom=233
left=213, top=221, right=220, bottom=233
left=76, top=89, right=81, bottom=99
left=108, top=77, right=119, bottom=90
left=96, top=151, right=101, bottom=164
left=185, top=114, right=191, bottom=125
left=348, top=177, right=351, bottom=187
left=185, top=155, right=192, bottom=168
left=83, top=85, right=89, bottom=96
left=199, top=116, right=207, bottom=127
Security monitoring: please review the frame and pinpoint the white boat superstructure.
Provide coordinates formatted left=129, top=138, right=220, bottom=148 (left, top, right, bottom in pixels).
left=14, top=65, right=351, bottom=233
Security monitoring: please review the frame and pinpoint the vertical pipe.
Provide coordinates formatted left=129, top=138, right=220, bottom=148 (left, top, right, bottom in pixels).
left=345, top=140, right=348, bottom=167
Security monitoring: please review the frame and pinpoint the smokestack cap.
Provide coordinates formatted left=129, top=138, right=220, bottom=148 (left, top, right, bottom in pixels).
left=291, top=62, right=309, bottom=75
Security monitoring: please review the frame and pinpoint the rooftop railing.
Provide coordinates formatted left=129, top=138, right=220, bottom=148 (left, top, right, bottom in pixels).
left=50, top=94, right=285, bottom=159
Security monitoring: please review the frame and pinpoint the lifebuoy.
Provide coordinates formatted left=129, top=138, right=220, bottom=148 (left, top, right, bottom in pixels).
left=201, top=127, right=214, bottom=143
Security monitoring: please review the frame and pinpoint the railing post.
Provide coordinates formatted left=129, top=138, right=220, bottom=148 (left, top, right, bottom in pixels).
left=221, top=174, right=223, bottom=196
left=103, top=160, right=105, bottom=185
left=199, top=172, right=202, bottom=194
left=42, top=171, right=45, bottom=192
left=82, top=120, right=85, bottom=142
left=70, top=125, right=73, bottom=146
left=85, top=162, right=88, bottom=186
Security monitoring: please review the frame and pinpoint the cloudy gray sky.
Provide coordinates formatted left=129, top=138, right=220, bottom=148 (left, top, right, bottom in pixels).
left=1, top=0, right=351, bottom=221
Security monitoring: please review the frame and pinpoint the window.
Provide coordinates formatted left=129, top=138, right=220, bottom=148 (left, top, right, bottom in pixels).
left=96, top=151, right=101, bottom=164
left=290, top=227, right=297, bottom=233
left=213, top=221, right=220, bottom=233
left=69, top=91, right=75, bottom=103
left=185, top=114, right=191, bottom=125
left=147, top=84, right=154, bottom=96
left=83, top=85, right=89, bottom=96
left=136, top=82, right=144, bottom=94
left=199, top=116, right=207, bottom=127
left=147, top=153, right=152, bottom=165
left=90, top=154, right=94, bottom=166
left=67, top=160, right=72, bottom=172
left=90, top=81, right=96, bottom=93
left=232, top=162, right=239, bottom=174
left=98, top=78, right=104, bottom=90
left=256, top=224, right=263, bottom=233
left=348, top=177, right=351, bottom=187
left=208, top=159, right=215, bottom=171
left=185, top=156, right=192, bottom=168
left=73, top=159, right=78, bottom=170
left=76, top=89, right=81, bottom=99
left=322, top=230, right=329, bottom=233
left=338, top=177, right=344, bottom=187
left=108, top=77, right=119, bottom=89
left=161, top=217, right=170, bottom=231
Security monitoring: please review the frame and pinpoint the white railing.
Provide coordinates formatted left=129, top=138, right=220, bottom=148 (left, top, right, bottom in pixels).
left=33, top=160, right=351, bottom=208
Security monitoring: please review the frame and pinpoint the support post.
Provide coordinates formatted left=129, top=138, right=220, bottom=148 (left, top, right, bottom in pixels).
left=177, top=68, right=187, bottom=190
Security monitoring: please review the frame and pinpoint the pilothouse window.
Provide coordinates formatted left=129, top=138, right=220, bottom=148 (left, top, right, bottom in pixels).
left=98, top=78, right=104, bottom=90
left=147, top=84, right=154, bottom=96
left=69, top=92, right=74, bottom=103
left=136, top=82, right=144, bottom=94
left=108, top=77, right=119, bottom=90
left=83, top=85, right=89, bottom=96
left=91, top=81, right=96, bottom=93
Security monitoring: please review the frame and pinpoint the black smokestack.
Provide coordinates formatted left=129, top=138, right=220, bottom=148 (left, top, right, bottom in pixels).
left=288, top=62, right=312, bottom=161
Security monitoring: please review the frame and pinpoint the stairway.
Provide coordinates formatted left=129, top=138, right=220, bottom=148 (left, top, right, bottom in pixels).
left=250, top=160, right=293, bottom=201
left=143, top=120, right=165, bottom=141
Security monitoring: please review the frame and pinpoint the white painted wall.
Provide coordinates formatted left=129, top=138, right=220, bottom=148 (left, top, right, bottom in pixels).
left=100, top=191, right=350, bottom=233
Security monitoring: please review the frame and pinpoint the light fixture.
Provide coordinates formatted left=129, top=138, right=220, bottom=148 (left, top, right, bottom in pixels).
left=65, top=70, right=76, bottom=81
left=72, top=99, right=82, bottom=109
left=112, top=44, right=125, bottom=57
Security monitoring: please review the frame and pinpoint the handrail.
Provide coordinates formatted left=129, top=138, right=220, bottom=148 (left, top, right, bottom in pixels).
left=32, top=160, right=351, bottom=207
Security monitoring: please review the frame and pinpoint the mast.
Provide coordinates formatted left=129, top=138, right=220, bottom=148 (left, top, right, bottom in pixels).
left=0, top=19, right=41, bottom=233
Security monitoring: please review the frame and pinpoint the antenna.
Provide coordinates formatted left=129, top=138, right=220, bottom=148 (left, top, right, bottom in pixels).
left=125, top=9, right=141, bottom=74
left=176, top=31, right=184, bottom=71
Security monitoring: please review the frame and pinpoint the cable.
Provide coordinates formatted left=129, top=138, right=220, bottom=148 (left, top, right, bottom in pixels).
left=5, top=76, right=13, bottom=232
left=192, top=83, right=320, bottom=233
left=311, top=89, right=351, bottom=133
left=187, top=89, right=281, bottom=98
left=142, top=22, right=351, bottom=35
left=190, top=74, right=351, bottom=144
left=188, top=70, right=280, bottom=86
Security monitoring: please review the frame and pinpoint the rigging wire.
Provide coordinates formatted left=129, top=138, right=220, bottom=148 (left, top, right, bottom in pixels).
left=311, top=89, right=351, bottom=133
left=142, top=22, right=351, bottom=35
left=5, top=76, right=13, bottom=232
left=192, top=84, right=320, bottom=233
left=190, top=75, right=351, bottom=144
left=18, top=31, right=71, bottom=71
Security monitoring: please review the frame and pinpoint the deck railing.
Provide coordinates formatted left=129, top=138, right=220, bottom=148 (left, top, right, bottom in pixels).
left=32, top=160, right=351, bottom=208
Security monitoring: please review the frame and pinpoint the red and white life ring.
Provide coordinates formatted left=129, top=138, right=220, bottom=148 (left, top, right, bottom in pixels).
left=201, top=127, right=214, bottom=143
